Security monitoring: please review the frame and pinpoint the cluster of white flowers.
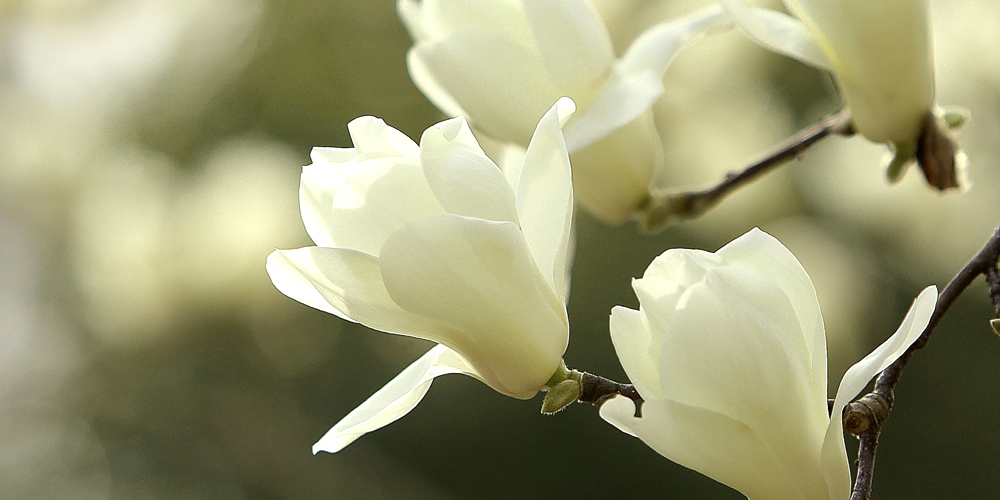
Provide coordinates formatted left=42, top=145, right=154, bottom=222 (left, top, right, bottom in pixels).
left=267, top=0, right=955, bottom=497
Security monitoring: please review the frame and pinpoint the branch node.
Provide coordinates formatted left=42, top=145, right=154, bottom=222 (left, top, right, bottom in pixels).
left=843, top=392, right=892, bottom=436
left=577, top=372, right=644, bottom=418
left=851, top=223, right=1000, bottom=499
left=985, top=265, right=1000, bottom=316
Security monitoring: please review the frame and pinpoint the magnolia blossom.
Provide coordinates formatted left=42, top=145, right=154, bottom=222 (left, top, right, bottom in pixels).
left=718, top=0, right=964, bottom=189
left=398, top=0, right=732, bottom=223
left=600, top=228, right=936, bottom=500
left=266, top=98, right=576, bottom=453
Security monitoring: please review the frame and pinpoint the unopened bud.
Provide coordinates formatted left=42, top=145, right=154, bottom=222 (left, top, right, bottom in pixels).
left=541, top=379, right=581, bottom=415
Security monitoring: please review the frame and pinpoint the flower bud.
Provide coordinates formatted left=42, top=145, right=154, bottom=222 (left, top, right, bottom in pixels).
left=600, top=228, right=936, bottom=499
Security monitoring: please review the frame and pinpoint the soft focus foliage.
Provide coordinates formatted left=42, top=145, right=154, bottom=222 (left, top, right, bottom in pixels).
left=2, top=0, right=999, bottom=498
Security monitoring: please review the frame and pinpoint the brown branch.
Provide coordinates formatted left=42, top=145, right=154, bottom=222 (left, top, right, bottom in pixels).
left=985, top=265, right=1000, bottom=316
left=540, top=368, right=644, bottom=417
left=577, top=372, right=645, bottom=418
left=847, top=224, right=1000, bottom=500
left=638, top=108, right=855, bottom=232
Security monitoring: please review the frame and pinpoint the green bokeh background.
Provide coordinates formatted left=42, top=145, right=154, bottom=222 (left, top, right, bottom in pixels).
left=1, top=0, right=998, bottom=499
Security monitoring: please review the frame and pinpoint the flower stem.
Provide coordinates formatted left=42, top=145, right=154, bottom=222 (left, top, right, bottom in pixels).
left=637, top=108, right=854, bottom=231
left=540, top=366, right=644, bottom=417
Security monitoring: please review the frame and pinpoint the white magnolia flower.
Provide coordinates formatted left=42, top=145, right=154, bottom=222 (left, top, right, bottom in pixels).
left=398, top=0, right=732, bottom=223
left=266, top=98, right=577, bottom=454
left=718, top=0, right=965, bottom=189
left=600, top=228, right=936, bottom=500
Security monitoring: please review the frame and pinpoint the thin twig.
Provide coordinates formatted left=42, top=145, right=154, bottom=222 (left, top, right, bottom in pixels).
left=985, top=265, right=1000, bottom=316
left=847, top=224, right=1000, bottom=500
left=638, top=108, right=855, bottom=231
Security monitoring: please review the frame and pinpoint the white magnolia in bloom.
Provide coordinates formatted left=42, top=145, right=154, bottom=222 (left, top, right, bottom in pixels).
left=600, top=228, right=936, bottom=500
left=399, top=0, right=731, bottom=223
left=266, top=98, right=576, bottom=454
left=718, top=0, right=963, bottom=188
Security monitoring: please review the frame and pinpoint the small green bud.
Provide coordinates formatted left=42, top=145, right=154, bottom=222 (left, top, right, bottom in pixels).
left=541, top=379, right=581, bottom=414
left=941, top=107, right=971, bottom=131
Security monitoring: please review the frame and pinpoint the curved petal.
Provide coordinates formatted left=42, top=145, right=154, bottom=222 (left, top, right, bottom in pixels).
left=400, top=0, right=534, bottom=45
left=397, top=0, right=430, bottom=41
left=617, top=4, right=732, bottom=79
left=717, top=228, right=827, bottom=404
left=629, top=277, right=684, bottom=390
left=521, top=0, right=614, bottom=93
left=379, top=214, right=567, bottom=398
left=345, top=116, right=421, bottom=159
left=299, top=158, right=444, bottom=253
left=642, top=247, right=720, bottom=286
left=517, top=97, right=575, bottom=304
left=310, top=146, right=357, bottom=164
left=600, top=397, right=828, bottom=500
left=405, top=46, right=469, bottom=119
left=313, top=344, right=480, bottom=454
left=419, top=116, right=519, bottom=223
left=562, top=71, right=663, bottom=153
left=820, top=285, right=937, bottom=500
left=609, top=306, right=659, bottom=399
left=657, top=267, right=824, bottom=437
left=565, top=4, right=732, bottom=153
left=718, top=0, right=833, bottom=72
left=568, top=112, right=662, bottom=223
left=266, top=247, right=453, bottom=343
left=786, top=0, right=934, bottom=143
left=408, top=30, right=561, bottom=146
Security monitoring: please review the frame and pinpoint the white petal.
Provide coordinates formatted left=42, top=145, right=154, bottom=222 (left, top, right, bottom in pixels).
left=643, top=246, right=721, bottom=284
left=313, top=344, right=480, bottom=454
left=562, top=71, right=663, bottom=153
left=617, top=4, right=732, bottom=80
left=657, top=266, right=826, bottom=444
left=717, top=0, right=833, bottom=72
left=345, top=116, right=421, bottom=159
left=517, top=97, right=575, bottom=304
left=379, top=214, right=567, bottom=398
left=564, top=4, right=732, bottom=153
left=405, top=46, right=469, bottom=119
left=784, top=0, right=934, bottom=143
left=397, top=0, right=427, bottom=40
left=408, top=31, right=560, bottom=145
left=404, top=0, right=534, bottom=44
left=608, top=306, right=659, bottom=399
left=310, top=146, right=357, bottom=164
left=298, top=158, right=444, bottom=253
left=600, top=397, right=828, bottom=500
left=419, top=116, right=519, bottom=223
left=820, top=285, right=937, bottom=500
left=265, top=247, right=452, bottom=343
left=567, top=112, right=663, bottom=223
left=716, top=228, right=827, bottom=405
left=629, top=278, right=684, bottom=388
left=521, top=0, right=614, bottom=93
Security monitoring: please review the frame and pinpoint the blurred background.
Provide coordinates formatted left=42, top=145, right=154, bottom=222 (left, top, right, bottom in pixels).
left=1, top=0, right=998, bottom=498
